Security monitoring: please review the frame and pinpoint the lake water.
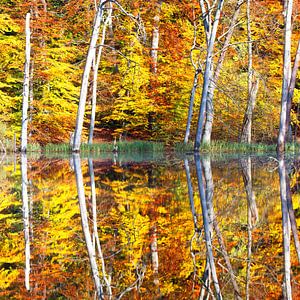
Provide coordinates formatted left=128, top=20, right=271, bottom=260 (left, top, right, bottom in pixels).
left=0, top=152, right=300, bottom=299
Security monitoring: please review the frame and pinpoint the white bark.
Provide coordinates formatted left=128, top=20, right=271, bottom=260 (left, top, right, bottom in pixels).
left=21, top=153, right=30, bottom=291
left=194, top=0, right=225, bottom=151
left=21, top=13, right=31, bottom=153
left=277, top=0, right=293, bottom=153
left=184, top=69, right=200, bottom=144
left=240, top=0, right=259, bottom=144
left=73, top=154, right=103, bottom=298
left=88, top=4, right=113, bottom=144
left=150, top=15, right=160, bottom=74
left=286, top=39, right=300, bottom=139
left=73, top=1, right=105, bottom=151
left=202, top=0, right=244, bottom=144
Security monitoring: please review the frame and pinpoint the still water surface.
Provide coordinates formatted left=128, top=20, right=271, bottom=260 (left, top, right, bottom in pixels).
left=0, top=152, right=300, bottom=299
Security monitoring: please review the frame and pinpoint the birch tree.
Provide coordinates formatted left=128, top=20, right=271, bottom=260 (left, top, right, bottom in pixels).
left=88, top=3, right=113, bottom=144
left=202, top=0, right=244, bottom=144
left=21, top=13, right=31, bottom=153
left=73, top=0, right=145, bottom=151
left=184, top=0, right=244, bottom=146
left=240, top=0, right=259, bottom=144
left=277, top=0, right=295, bottom=153
left=73, top=0, right=105, bottom=151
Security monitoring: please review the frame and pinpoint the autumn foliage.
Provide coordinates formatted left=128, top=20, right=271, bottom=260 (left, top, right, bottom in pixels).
left=0, top=0, right=299, bottom=145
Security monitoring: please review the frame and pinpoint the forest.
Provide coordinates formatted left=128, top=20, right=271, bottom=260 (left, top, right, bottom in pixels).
left=0, top=0, right=299, bottom=151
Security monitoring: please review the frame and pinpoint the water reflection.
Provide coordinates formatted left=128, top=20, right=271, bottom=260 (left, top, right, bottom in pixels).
left=1, top=153, right=300, bottom=298
left=21, top=153, right=30, bottom=291
left=73, top=153, right=103, bottom=298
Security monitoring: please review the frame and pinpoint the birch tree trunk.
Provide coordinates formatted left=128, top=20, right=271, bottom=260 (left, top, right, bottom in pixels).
left=286, top=39, right=300, bottom=142
left=184, top=69, right=200, bottom=144
left=202, top=0, right=244, bottom=144
left=277, top=0, right=293, bottom=153
left=21, top=13, right=31, bottom=153
left=73, top=1, right=105, bottom=151
left=194, top=0, right=225, bottom=151
left=150, top=14, right=160, bottom=74
left=21, top=153, right=30, bottom=291
left=88, top=4, right=113, bottom=144
left=240, top=0, right=259, bottom=144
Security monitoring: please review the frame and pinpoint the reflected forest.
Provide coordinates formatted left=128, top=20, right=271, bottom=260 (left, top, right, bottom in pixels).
left=0, top=153, right=300, bottom=299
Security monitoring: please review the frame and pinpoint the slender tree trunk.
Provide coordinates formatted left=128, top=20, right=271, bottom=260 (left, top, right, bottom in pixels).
left=277, top=0, right=293, bottom=153
left=21, top=153, right=30, bottom=291
left=88, top=4, right=113, bottom=144
left=149, top=3, right=161, bottom=290
left=150, top=13, right=160, bottom=74
left=202, top=0, right=244, bottom=144
left=194, top=0, right=225, bottom=151
left=240, top=0, right=259, bottom=143
left=73, top=1, right=105, bottom=151
left=184, top=69, right=200, bottom=144
left=73, top=154, right=103, bottom=298
left=240, top=78, right=259, bottom=143
left=21, top=13, right=31, bottom=153
left=278, top=156, right=292, bottom=300
left=286, top=39, right=300, bottom=142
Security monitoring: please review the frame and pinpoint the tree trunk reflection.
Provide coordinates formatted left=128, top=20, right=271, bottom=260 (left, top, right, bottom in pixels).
left=21, top=153, right=30, bottom=291
left=240, top=157, right=258, bottom=299
left=88, top=158, right=112, bottom=298
left=73, top=154, right=103, bottom=299
left=194, top=154, right=222, bottom=300
left=278, top=156, right=292, bottom=300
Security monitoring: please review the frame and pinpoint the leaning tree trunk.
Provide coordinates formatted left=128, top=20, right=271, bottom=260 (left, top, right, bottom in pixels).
left=184, top=69, right=201, bottom=144
left=21, top=13, right=31, bottom=153
left=73, top=0, right=105, bottom=152
left=88, top=4, right=112, bottom=144
left=202, top=0, right=244, bottom=144
left=277, top=0, right=293, bottom=153
left=194, top=0, right=225, bottom=151
left=285, top=39, right=300, bottom=142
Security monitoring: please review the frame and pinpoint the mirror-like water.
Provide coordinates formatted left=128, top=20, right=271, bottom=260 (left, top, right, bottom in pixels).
left=0, top=153, right=300, bottom=299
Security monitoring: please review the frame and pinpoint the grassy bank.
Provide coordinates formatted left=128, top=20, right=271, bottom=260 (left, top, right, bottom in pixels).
left=3, top=139, right=300, bottom=155
left=43, top=140, right=165, bottom=154
left=175, top=140, right=300, bottom=154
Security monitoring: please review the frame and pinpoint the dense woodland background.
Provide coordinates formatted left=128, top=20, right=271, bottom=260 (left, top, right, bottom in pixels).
left=0, top=0, right=299, bottom=146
